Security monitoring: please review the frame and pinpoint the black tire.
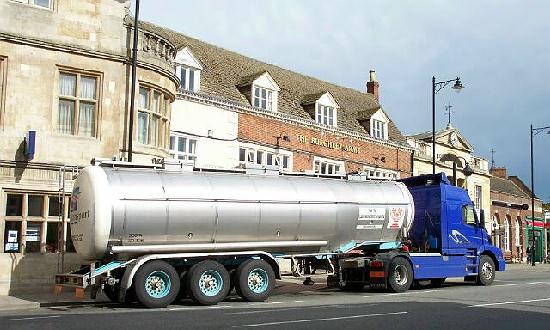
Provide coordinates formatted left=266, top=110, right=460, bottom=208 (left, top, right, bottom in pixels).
left=187, top=260, right=230, bottom=305
left=387, top=257, right=413, bottom=293
left=235, top=259, right=276, bottom=302
left=477, top=255, right=495, bottom=286
left=430, top=278, right=446, bottom=287
left=134, top=260, right=180, bottom=308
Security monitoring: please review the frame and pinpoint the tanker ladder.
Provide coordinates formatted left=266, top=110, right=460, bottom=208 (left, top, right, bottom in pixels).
left=54, top=260, right=134, bottom=298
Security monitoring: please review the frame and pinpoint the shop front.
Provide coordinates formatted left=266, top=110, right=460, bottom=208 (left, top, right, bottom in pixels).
left=525, top=217, right=547, bottom=263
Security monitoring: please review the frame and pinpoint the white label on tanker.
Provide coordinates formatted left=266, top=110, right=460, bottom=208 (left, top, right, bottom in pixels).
left=356, top=224, right=384, bottom=230
left=358, top=207, right=386, bottom=221
left=387, top=207, right=406, bottom=229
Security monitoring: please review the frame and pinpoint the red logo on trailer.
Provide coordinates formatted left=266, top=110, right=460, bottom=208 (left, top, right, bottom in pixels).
left=388, top=208, right=405, bottom=229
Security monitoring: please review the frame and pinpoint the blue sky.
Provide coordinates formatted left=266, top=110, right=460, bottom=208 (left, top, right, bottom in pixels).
left=134, top=0, right=550, bottom=202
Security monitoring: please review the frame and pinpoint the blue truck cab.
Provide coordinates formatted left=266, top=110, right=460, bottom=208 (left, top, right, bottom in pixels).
left=335, top=173, right=505, bottom=292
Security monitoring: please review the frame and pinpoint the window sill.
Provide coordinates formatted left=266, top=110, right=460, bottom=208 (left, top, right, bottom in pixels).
left=51, top=133, right=99, bottom=141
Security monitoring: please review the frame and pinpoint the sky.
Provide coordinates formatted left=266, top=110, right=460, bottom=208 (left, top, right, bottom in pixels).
left=133, top=0, right=550, bottom=202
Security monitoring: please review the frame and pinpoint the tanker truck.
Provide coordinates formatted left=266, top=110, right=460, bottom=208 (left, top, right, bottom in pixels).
left=55, top=160, right=505, bottom=308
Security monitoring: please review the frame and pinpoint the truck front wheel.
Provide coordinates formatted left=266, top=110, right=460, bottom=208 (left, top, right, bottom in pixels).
left=387, top=257, right=413, bottom=293
left=235, top=259, right=275, bottom=302
left=477, top=255, right=495, bottom=286
left=134, top=260, right=180, bottom=308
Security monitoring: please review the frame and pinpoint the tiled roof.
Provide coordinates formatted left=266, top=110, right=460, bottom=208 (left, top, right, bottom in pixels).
left=490, top=176, right=529, bottom=198
left=138, top=20, right=407, bottom=144
left=409, top=131, right=433, bottom=140
left=301, top=92, right=328, bottom=106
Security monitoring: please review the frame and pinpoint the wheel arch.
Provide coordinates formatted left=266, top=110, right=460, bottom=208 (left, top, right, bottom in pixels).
left=480, top=251, right=499, bottom=271
left=375, top=251, right=414, bottom=281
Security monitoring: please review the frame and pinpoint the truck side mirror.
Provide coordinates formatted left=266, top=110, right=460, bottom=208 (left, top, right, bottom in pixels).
left=479, top=209, right=485, bottom=228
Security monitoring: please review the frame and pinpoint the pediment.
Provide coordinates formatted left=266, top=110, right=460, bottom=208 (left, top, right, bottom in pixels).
left=436, top=129, right=473, bottom=152
left=251, top=72, right=280, bottom=91
left=175, top=47, right=203, bottom=70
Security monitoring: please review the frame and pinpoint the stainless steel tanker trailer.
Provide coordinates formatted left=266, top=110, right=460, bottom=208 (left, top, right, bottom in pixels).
left=55, top=161, right=414, bottom=308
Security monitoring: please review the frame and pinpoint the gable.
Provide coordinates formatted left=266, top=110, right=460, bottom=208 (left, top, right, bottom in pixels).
left=175, top=47, right=203, bottom=69
left=317, top=92, right=338, bottom=108
left=370, top=109, right=389, bottom=123
left=437, top=129, right=473, bottom=152
left=252, top=72, right=280, bottom=91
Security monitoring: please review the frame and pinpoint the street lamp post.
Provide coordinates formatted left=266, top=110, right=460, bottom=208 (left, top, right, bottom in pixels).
left=432, top=76, right=464, bottom=174
left=530, top=124, right=550, bottom=266
left=127, top=0, right=140, bottom=162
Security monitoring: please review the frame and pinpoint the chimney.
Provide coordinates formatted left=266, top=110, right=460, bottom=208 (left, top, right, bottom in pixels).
left=490, top=166, right=507, bottom=178
left=366, top=70, right=379, bottom=100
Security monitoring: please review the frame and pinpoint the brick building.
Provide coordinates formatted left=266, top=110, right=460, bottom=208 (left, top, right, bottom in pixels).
left=489, top=167, right=544, bottom=262
left=142, top=22, right=413, bottom=179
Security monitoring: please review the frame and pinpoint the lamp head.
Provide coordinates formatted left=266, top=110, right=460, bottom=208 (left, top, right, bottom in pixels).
left=452, top=77, right=464, bottom=93
left=463, top=162, right=474, bottom=177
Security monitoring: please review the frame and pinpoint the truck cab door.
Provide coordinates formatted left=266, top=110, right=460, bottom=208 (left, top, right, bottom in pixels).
left=447, top=204, right=482, bottom=251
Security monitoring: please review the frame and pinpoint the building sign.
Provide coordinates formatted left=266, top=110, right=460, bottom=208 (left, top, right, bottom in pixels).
left=297, top=134, right=360, bottom=154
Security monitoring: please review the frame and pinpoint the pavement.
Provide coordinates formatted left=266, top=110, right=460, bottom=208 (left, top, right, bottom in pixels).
left=1, top=261, right=548, bottom=313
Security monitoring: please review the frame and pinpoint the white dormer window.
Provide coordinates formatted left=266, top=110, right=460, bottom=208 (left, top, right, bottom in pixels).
left=175, top=47, right=203, bottom=93
left=249, top=72, right=280, bottom=112
left=313, top=92, right=339, bottom=127
left=253, top=86, right=273, bottom=111
left=369, top=109, right=389, bottom=140
left=372, top=119, right=385, bottom=139
left=179, top=66, right=199, bottom=92
left=316, top=105, right=335, bottom=126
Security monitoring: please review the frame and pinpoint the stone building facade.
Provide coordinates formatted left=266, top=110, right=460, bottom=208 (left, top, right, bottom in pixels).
left=489, top=167, right=544, bottom=262
left=406, top=125, right=491, bottom=231
left=0, top=0, right=177, bottom=294
left=142, top=22, right=413, bottom=179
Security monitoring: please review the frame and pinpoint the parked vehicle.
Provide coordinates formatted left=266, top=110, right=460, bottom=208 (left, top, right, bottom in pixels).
left=55, top=160, right=504, bottom=308
left=332, top=174, right=505, bottom=292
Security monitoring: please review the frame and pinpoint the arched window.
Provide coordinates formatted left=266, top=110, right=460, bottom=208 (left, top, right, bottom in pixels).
left=504, top=216, right=511, bottom=251
left=492, top=215, right=500, bottom=248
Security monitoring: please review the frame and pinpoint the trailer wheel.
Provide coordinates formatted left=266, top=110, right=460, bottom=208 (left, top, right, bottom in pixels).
left=134, top=260, right=180, bottom=308
left=387, top=257, right=413, bottom=293
left=476, top=255, right=495, bottom=286
left=187, top=260, right=230, bottom=305
left=235, top=259, right=275, bottom=302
